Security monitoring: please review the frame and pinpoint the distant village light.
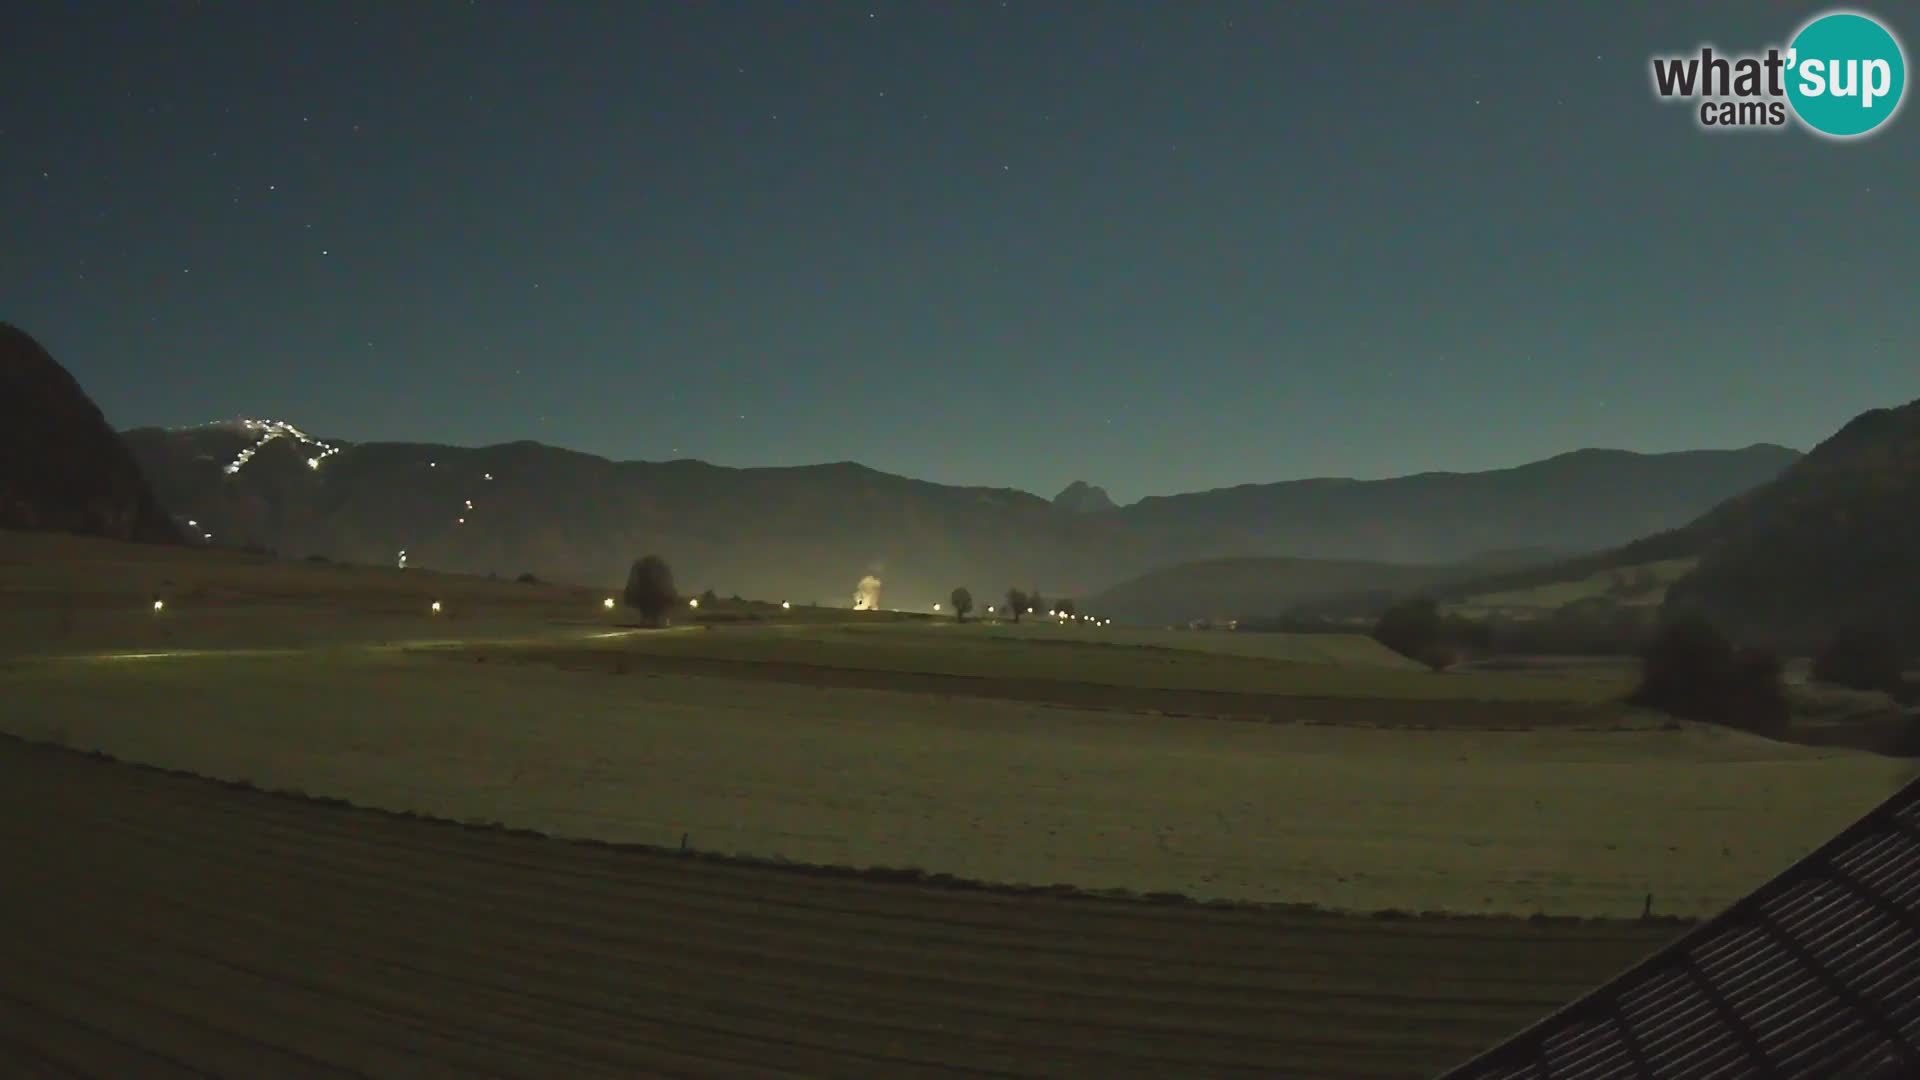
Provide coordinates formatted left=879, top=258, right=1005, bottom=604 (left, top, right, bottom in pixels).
left=430, top=600, right=442, bottom=613
left=781, top=601, right=791, bottom=609
left=688, top=597, right=700, bottom=609
left=603, top=597, right=616, bottom=610
left=151, top=599, right=164, bottom=612
left=933, top=603, right=942, bottom=611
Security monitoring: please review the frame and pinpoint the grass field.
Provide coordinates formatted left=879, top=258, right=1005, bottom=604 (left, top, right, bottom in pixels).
left=0, top=737, right=1686, bottom=1079
left=565, top=622, right=1635, bottom=704
left=5, top=531, right=1913, bottom=1076
left=4, top=641, right=1903, bottom=918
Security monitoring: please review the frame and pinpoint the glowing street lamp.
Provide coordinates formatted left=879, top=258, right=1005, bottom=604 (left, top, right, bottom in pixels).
left=688, top=597, right=700, bottom=609
left=151, top=599, right=165, bottom=613
left=933, top=603, right=942, bottom=612
left=986, top=605, right=995, bottom=613
left=781, top=601, right=791, bottom=609
left=603, top=597, right=616, bottom=610
left=430, top=600, right=442, bottom=614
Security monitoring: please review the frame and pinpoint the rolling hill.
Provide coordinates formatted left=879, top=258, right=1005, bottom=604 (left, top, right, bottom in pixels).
left=0, top=323, right=178, bottom=544
left=118, top=417, right=1798, bottom=611
left=1345, top=397, right=1920, bottom=651
left=1661, top=397, right=1920, bottom=649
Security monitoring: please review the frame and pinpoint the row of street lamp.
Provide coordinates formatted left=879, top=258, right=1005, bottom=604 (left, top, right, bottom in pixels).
left=149, top=592, right=1102, bottom=625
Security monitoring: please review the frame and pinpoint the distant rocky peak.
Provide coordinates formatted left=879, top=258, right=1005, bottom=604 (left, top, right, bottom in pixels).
left=1053, top=480, right=1116, bottom=513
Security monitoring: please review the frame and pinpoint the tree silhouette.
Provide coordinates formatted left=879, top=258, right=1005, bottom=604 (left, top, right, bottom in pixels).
left=624, top=555, right=676, bottom=626
left=1628, top=615, right=1789, bottom=737
left=1372, top=596, right=1449, bottom=670
left=950, top=587, right=973, bottom=623
left=1005, top=588, right=1028, bottom=624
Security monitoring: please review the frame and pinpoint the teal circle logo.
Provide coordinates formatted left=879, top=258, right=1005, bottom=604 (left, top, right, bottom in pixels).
left=1786, top=11, right=1907, bottom=138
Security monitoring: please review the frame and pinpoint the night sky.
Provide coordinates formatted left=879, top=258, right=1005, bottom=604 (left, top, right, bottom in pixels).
left=5, top=2, right=1915, bottom=502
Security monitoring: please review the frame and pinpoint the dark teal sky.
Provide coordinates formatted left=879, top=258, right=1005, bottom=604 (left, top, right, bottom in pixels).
left=4, top=2, right=1915, bottom=502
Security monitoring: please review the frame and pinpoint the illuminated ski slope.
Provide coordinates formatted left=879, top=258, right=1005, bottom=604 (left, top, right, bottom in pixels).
left=185, top=419, right=494, bottom=566
left=191, top=417, right=341, bottom=475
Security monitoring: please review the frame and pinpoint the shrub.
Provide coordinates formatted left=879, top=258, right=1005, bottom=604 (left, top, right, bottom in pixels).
left=623, top=555, right=676, bottom=625
left=1628, top=615, right=1788, bottom=737
left=1372, top=597, right=1451, bottom=670
left=1726, top=647, right=1791, bottom=739
left=1629, top=615, right=1734, bottom=722
left=515, top=571, right=539, bottom=584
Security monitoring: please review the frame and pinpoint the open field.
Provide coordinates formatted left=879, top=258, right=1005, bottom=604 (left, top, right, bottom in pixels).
left=447, top=637, right=1632, bottom=728
left=4, top=641, right=1906, bottom=918
left=0, top=737, right=1686, bottom=1079
left=6, top=531, right=1915, bottom=1075
left=558, top=622, right=1636, bottom=704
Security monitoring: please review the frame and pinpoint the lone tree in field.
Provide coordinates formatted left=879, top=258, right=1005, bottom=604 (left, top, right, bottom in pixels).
left=1628, top=614, right=1788, bottom=737
left=1629, top=614, right=1733, bottom=722
left=950, top=587, right=974, bottom=623
left=1005, top=588, right=1028, bottom=623
left=624, top=555, right=677, bottom=626
left=699, top=587, right=719, bottom=607
left=1372, top=596, right=1450, bottom=670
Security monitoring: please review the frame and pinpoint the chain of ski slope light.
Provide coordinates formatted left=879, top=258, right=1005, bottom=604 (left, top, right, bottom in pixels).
left=397, top=463, right=495, bottom=567
left=219, top=418, right=340, bottom=474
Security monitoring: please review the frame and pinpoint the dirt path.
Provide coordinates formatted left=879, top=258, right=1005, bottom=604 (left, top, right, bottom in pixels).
left=0, top=738, right=1680, bottom=1079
